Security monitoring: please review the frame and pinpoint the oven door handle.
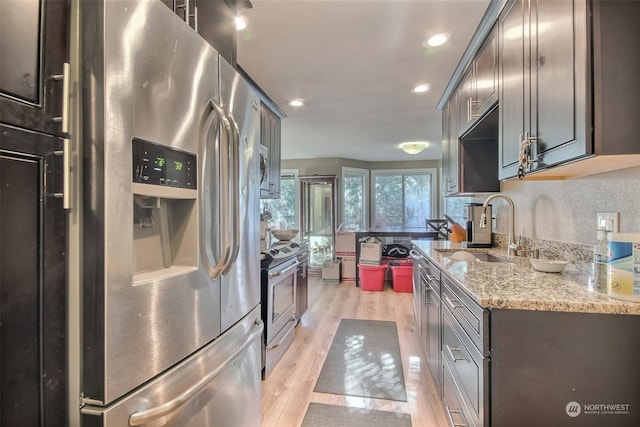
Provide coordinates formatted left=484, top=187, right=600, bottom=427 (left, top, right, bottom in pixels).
left=266, top=317, right=297, bottom=351
left=268, top=261, right=299, bottom=279
left=128, top=319, right=263, bottom=426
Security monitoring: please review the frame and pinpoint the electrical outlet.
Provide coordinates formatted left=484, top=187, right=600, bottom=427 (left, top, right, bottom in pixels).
left=596, top=212, right=620, bottom=240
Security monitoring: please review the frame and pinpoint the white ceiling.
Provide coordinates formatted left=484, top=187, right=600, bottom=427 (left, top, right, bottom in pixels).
left=236, top=0, right=491, bottom=162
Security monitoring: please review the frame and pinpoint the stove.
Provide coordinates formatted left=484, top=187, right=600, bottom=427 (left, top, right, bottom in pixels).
left=259, top=240, right=301, bottom=378
left=261, top=241, right=301, bottom=267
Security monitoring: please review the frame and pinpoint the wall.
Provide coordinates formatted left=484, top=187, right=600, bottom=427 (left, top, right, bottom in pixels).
left=498, top=166, right=640, bottom=246
left=281, top=158, right=438, bottom=177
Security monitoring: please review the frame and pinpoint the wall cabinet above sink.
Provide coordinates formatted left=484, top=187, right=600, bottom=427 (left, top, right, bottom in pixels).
left=498, top=0, right=588, bottom=180
left=440, top=0, right=640, bottom=185
left=498, top=0, right=640, bottom=180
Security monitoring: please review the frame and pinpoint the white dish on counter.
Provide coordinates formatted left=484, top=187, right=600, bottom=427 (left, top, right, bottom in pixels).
left=530, top=258, right=569, bottom=273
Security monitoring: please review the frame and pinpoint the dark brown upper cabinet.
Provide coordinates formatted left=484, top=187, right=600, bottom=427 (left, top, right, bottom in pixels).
left=0, top=0, right=70, bottom=137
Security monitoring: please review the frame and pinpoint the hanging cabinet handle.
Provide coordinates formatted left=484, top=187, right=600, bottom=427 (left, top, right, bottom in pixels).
left=192, top=4, right=198, bottom=32
left=51, top=62, right=70, bottom=134
left=53, top=138, right=71, bottom=209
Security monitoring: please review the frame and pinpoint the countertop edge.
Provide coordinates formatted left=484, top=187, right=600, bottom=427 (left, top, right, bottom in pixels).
left=413, top=241, right=640, bottom=316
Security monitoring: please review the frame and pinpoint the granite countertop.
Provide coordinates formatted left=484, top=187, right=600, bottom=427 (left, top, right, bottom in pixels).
left=411, top=240, right=640, bottom=315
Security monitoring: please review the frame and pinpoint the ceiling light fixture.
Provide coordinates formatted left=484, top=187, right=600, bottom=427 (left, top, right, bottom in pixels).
left=412, top=84, right=430, bottom=93
left=399, top=142, right=428, bottom=155
left=289, top=99, right=305, bottom=107
left=235, top=16, right=247, bottom=31
left=425, top=33, right=449, bottom=47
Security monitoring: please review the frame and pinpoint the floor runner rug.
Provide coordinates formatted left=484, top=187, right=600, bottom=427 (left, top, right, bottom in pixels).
left=313, top=318, right=407, bottom=401
left=301, top=402, right=412, bottom=427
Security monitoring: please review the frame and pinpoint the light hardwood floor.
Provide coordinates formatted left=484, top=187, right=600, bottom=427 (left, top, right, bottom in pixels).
left=261, top=277, right=448, bottom=427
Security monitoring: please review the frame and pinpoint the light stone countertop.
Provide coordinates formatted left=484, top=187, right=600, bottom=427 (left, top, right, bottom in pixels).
left=411, top=240, right=640, bottom=315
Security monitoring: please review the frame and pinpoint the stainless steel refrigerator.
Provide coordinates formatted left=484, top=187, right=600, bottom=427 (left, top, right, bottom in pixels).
left=78, top=1, right=262, bottom=424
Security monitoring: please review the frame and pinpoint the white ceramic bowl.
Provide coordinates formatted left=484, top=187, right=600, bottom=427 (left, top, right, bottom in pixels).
left=271, top=229, right=299, bottom=241
left=530, top=259, right=569, bottom=273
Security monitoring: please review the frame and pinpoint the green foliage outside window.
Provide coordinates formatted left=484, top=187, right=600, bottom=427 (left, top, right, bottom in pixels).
left=260, top=176, right=297, bottom=230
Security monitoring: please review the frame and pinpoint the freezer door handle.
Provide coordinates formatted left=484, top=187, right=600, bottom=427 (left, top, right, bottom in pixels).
left=200, top=99, right=233, bottom=280
left=128, top=319, right=264, bottom=426
left=222, top=108, right=241, bottom=275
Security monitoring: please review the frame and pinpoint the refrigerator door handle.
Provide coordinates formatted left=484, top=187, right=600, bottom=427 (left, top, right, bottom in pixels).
left=128, top=319, right=264, bottom=426
left=222, top=109, right=241, bottom=275
left=201, top=100, right=232, bottom=280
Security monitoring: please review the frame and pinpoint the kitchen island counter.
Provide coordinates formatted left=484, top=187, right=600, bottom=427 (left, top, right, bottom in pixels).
left=412, top=240, right=640, bottom=315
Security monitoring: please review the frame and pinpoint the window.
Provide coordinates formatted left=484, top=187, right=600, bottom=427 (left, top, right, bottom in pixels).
left=341, top=167, right=369, bottom=230
left=259, top=169, right=299, bottom=230
left=444, top=196, right=473, bottom=225
left=371, top=168, right=437, bottom=228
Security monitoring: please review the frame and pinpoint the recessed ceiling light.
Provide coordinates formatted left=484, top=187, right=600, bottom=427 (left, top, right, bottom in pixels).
left=235, top=16, right=247, bottom=31
left=289, top=99, right=305, bottom=107
left=425, top=33, right=449, bottom=47
left=412, top=84, right=431, bottom=93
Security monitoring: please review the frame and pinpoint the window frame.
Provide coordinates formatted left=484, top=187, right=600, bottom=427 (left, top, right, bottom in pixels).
left=341, top=166, right=370, bottom=230
left=370, top=168, right=438, bottom=228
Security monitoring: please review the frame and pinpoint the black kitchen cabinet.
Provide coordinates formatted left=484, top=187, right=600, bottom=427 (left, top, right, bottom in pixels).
left=498, top=0, right=587, bottom=180
left=0, top=0, right=69, bottom=137
left=422, top=259, right=442, bottom=391
left=498, top=0, right=640, bottom=180
left=161, top=0, right=250, bottom=68
left=491, top=309, right=640, bottom=427
left=1, top=0, right=69, bottom=423
left=260, top=103, right=282, bottom=199
left=0, top=124, right=67, bottom=426
left=458, top=26, right=498, bottom=137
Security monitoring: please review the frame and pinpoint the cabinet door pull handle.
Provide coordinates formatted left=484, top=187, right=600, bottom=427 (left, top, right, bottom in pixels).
left=444, top=295, right=463, bottom=310
left=445, top=405, right=468, bottom=427
left=51, top=62, right=70, bottom=134
left=445, top=344, right=466, bottom=363
left=53, top=138, right=71, bottom=209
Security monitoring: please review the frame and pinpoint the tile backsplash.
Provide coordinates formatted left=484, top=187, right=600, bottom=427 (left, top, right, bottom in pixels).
left=492, top=233, right=595, bottom=263
left=497, top=165, right=640, bottom=248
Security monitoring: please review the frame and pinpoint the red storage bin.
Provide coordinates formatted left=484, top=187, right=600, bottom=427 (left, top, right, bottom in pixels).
left=358, top=263, right=388, bottom=291
left=390, top=261, right=413, bottom=293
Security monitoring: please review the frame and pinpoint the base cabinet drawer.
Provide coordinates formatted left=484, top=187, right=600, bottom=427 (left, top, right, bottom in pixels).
left=443, top=359, right=472, bottom=427
left=442, top=307, right=482, bottom=414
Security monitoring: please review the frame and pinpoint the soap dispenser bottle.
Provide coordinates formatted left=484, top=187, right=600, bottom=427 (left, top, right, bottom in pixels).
left=594, top=221, right=613, bottom=289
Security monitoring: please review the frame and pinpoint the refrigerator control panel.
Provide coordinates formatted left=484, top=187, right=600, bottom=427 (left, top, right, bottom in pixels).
left=132, top=137, right=196, bottom=189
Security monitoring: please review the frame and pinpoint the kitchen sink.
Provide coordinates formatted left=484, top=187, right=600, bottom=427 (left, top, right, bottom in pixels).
left=473, top=253, right=507, bottom=263
left=434, top=248, right=509, bottom=263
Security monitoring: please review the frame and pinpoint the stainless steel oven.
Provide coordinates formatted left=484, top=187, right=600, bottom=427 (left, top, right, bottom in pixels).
left=295, top=240, right=310, bottom=324
left=261, top=243, right=300, bottom=378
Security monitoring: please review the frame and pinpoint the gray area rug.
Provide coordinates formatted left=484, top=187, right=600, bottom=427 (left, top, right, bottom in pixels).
left=301, top=402, right=412, bottom=427
left=314, top=319, right=407, bottom=401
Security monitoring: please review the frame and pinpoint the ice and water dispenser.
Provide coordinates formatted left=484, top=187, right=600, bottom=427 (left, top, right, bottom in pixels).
left=131, top=138, right=198, bottom=283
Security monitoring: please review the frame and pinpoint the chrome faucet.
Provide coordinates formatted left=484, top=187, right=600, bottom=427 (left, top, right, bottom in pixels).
left=480, top=193, right=521, bottom=256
